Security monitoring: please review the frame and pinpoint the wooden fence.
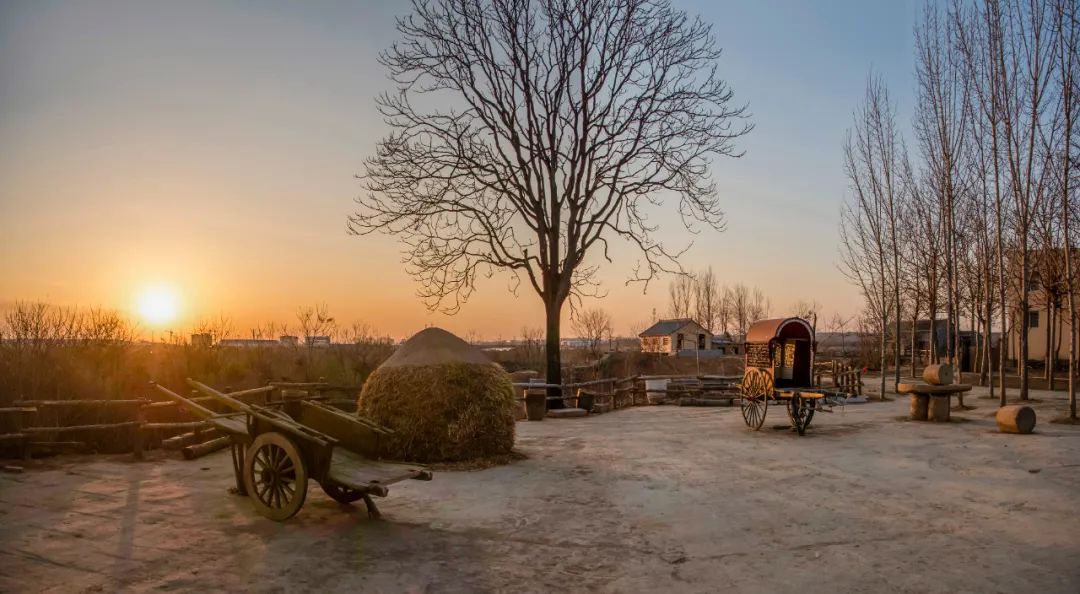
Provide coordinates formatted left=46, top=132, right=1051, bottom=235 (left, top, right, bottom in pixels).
left=512, top=374, right=744, bottom=411
left=0, top=379, right=360, bottom=462
left=813, top=361, right=863, bottom=396
left=3, top=369, right=863, bottom=461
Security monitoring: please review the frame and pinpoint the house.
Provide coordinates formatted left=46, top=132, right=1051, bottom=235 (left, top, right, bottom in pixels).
left=711, top=338, right=741, bottom=356
left=1006, top=248, right=1079, bottom=365
left=639, top=318, right=712, bottom=355
left=218, top=338, right=281, bottom=348
left=899, top=319, right=984, bottom=372
left=215, top=335, right=303, bottom=348
left=305, top=335, right=332, bottom=348
left=279, top=335, right=299, bottom=347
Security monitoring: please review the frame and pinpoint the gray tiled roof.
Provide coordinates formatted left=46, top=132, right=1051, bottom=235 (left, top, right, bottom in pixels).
left=639, top=318, right=700, bottom=337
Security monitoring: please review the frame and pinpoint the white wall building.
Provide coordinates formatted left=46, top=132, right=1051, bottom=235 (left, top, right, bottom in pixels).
left=638, top=318, right=713, bottom=355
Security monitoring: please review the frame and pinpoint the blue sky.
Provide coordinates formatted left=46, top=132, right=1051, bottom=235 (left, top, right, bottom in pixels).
left=0, top=0, right=924, bottom=338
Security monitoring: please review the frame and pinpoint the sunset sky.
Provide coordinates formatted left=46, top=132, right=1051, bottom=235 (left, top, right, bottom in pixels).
left=0, top=0, right=921, bottom=340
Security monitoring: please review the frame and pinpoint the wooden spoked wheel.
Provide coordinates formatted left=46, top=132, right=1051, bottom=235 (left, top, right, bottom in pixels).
left=740, top=368, right=771, bottom=431
left=321, top=482, right=365, bottom=504
left=787, top=394, right=814, bottom=436
left=244, top=432, right=308, bottom=521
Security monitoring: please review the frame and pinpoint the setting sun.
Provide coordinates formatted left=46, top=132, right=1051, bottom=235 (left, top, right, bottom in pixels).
left=136, top=286, right=179, bottom=326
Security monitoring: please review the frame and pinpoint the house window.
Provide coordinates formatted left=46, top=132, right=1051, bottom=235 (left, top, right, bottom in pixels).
left=1028, top=310, right=1040, bottom=329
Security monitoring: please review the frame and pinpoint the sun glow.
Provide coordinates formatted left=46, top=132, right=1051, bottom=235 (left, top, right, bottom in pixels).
left=136, top=285, right=180, bottom=326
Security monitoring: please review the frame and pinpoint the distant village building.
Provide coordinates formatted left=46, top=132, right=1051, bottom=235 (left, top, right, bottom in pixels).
left=711, top=338, right=742, bottom=356
left=899, top=319, right=984, bottom=372
left=218, top=338, right=280, bottom=348
left=1007, top=248, right=1079, bottom=365
left=214, top=335, right=303, bottom=348
left=639, top=318, right=712, bottom=355
left=305, top=335, right=332, bottom=348
left=279, top=335, right=299, bottom=347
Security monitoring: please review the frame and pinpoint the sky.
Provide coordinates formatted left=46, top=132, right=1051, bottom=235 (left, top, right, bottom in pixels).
left=0, top=0, right=924, bottom=340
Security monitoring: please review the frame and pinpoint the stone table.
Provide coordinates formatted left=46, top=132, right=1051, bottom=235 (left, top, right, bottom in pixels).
left=897, top=382, right=973, bottom=422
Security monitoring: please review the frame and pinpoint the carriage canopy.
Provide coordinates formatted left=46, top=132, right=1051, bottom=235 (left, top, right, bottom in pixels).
left=743, top=317, right=814, bottom=389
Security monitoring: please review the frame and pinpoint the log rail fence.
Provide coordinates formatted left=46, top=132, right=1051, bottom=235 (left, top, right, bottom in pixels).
left=0, top=378, right=361, bottom=462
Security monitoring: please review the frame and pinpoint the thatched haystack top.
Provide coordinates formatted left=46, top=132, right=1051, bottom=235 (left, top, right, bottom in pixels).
left=380, top=327, right=491, bottom=368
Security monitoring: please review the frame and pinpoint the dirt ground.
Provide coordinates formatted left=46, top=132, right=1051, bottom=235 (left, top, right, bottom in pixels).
left=2, top=383, right=1079, bottom=593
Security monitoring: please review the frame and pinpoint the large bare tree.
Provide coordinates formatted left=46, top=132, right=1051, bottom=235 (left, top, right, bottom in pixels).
left=351, top=0, right=750, bottom=396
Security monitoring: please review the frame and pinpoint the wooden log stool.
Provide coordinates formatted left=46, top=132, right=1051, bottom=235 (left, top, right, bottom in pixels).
left=996, top=405, right=1036, bottom=434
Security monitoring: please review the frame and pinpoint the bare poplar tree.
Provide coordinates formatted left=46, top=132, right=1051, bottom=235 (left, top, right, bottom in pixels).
left=915, top=2, right=972, bottom=377
left=955, top=0, right=1012, bottom=404
left=1051, top=0, right=1077, bottom=419
left=840, top=74, right=904, bottom=399
left=668, top=274, right=696, bottom=319
left=998, top=0, right=1058, bottom=400
left=694, top=266, right=722, bottom=332
left=351, top=0, right=751, bottom=396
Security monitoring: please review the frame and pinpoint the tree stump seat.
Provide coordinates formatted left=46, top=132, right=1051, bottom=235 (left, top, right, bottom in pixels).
left=897, top=383, right=972, bottom=422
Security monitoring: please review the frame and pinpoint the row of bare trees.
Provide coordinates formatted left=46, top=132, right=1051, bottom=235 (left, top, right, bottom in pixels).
left=0, top=301, right=400, bottom=401
left=0, top=302, right=138, bottom=400
left=192, top=304, right=393, bottom=347
left=841, top=0, right=1078, bottom=418
left=666, top=269, right=771, bottom=340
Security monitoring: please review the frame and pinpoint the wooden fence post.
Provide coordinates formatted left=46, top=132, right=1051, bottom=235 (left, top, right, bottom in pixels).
left=132, top=403, right=146, bottom=461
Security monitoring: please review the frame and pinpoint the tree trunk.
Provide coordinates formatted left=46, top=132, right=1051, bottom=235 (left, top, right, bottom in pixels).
left=1020, top=247, right=1030, bottom=400
left=544, top=297, right=564, bottom=410
left=1045, top=302, right=1053, bottom=383
left=929, top=313, right=939, bottom=363
left=879, top=316, right=887, bottom=401
left=893, top=246, right=902, bottom=392
left=985, top=286, right=994, bottom=401
left=910, top=312, right=919, bottom=378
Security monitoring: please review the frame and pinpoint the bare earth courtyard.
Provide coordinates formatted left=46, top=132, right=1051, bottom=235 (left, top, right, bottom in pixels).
left=2, top=386, right=1079, bottom=593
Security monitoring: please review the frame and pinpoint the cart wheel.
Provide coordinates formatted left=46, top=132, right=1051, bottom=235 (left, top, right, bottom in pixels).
left=740, top=369, right=770, bottom=431
left=321, top=482, right=365, bottom=504
left=787, top=394, right=814, bottom=436
left=244, top=432, right=307, bottom=521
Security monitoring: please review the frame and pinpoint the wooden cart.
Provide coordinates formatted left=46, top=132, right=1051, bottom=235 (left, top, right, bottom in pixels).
left=151, top=379, right=432, bottom=521
left=739, top=317, right=848, bottom=435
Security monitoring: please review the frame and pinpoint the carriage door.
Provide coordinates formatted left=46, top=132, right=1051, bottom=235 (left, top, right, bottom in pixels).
left=779, top=340, right=796, bottom=381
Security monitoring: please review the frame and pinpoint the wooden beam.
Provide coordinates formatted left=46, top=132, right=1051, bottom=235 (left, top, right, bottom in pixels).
left=22, top=422, right=140, bottom=434
left=12, top=399, right=145, bottom=407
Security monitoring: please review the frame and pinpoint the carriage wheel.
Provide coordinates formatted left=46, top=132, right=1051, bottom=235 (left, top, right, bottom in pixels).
left=740, top=369, right=771, bottom=431
left=244, top=432, right=308, bottom=521
left=787, top=394, right=814, bottom=436
left=321, top=482, right=365, bottom=504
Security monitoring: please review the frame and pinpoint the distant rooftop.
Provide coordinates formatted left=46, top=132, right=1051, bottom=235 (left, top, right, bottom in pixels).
left=639, top=318, right=701, bottom=337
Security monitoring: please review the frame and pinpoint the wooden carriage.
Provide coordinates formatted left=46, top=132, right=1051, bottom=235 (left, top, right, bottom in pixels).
left=152, top=379, right=432, bottom=521
left=740, top=317, right=841, bottom=435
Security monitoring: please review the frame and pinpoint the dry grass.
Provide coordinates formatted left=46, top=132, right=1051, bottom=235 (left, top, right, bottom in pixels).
left=360, top=361, right=516, bottom=463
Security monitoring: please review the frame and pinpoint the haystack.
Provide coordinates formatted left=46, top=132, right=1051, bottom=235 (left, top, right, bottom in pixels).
left=358, top=327, right=515, bottom=463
